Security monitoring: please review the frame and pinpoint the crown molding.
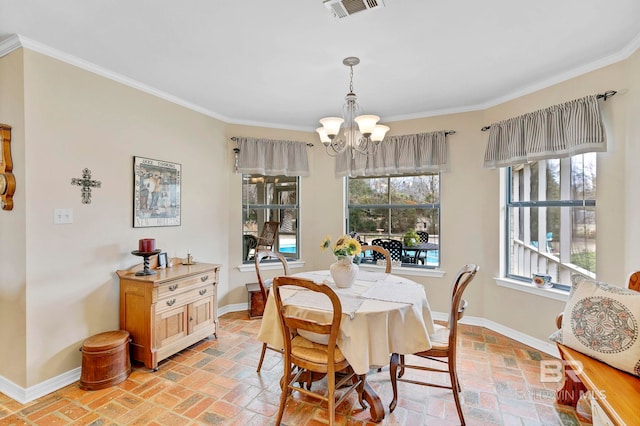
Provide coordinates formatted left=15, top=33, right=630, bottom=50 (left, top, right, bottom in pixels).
left=0, top=34, right=22, bottom=57
left=386, top=30, right=640, bottom=123
left=1, top=34, right=234, bottom=124
left=2, top=30, right=639, bottom=131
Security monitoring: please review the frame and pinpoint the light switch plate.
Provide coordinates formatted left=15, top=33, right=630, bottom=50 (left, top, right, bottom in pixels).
left=54, top=208, right=73, bottom=224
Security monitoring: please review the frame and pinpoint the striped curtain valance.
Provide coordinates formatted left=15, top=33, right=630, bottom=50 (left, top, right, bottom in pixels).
left=335, top=131, right=449, bottom=177
left=236, top=137, right=310, bottom=176
left=483, top=95, right=606, bottom=169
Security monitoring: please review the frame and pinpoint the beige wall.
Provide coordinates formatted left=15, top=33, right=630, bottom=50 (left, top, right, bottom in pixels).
left=479, top=55, right=637, bottom=340
left=224, top=125, right=343, bottom=307
left=0, top=44, right=638, bottom=394
left=0, top=49, right=27, bottom=386
left=2, top=49, right=229, bottom=387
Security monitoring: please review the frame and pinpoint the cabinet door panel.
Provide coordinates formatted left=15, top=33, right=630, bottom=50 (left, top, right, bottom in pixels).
left=188, top=296, right=214, bottom=334
left=156, top=305, right=188, bottom=348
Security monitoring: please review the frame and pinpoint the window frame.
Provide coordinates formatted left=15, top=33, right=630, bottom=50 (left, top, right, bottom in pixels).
left=241, top=174, right=300, bottom=264
left=505, top=155, right=597, bottom=291
left=346, top=173, right=441, bottom=269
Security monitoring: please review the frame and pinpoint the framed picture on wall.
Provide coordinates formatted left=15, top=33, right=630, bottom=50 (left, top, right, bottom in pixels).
left=133, top=156, right=181, bottom=228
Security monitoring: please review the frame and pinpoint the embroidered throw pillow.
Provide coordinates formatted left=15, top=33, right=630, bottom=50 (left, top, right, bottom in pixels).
left=549, top=275, right=640, bottom=377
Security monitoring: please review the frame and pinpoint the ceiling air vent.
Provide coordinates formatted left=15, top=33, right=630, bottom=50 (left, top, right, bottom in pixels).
left=323, top=0, right=385, bottom=19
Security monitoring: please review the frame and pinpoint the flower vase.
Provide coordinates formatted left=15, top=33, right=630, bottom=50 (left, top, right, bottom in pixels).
left=330, top=256, right=359, bottom=288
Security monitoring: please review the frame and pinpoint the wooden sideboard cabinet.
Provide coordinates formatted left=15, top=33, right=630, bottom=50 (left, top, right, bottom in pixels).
left=117, top=261, right=220, bottom=370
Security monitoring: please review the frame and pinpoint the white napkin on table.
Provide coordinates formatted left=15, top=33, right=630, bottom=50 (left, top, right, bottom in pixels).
left=283, top=290, right=364, bottom=319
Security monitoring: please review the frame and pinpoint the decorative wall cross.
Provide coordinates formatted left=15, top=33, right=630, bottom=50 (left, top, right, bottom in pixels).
left=71, top=168, right=102, bottom=204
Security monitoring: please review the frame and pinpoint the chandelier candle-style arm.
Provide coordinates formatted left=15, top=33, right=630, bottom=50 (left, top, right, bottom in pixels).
left=318, top=56, right=390, bottom=157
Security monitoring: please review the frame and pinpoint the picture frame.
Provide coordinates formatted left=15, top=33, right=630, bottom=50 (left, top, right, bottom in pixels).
left=133, top=156, right=181, bottom=228
left=157, top=252, right=168, bottom=268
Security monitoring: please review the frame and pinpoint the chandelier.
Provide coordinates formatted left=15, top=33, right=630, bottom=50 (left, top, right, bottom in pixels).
left=316, top=57, right=389, bottom=157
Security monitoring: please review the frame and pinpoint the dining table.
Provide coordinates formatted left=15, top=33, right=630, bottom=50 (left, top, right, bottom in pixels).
left=402, top=242, right=439, bottom=264
left=257, top=269, right=436, bottom=421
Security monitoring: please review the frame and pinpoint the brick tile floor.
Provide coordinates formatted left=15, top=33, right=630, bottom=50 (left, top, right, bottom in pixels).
left=0, top=312, right=589, bottom=425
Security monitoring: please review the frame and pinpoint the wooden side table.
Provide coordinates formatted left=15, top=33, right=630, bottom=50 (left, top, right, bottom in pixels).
left=246, top=282, right=265, bottom=319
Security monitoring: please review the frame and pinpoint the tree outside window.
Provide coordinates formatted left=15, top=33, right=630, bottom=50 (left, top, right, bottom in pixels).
left=347, top=174, right=440, bottom=268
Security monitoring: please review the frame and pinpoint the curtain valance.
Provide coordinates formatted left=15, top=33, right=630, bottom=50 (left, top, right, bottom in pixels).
left=235, top=137, right=310, bottom=176
left=483, top=95, right=606, bottom=169
left=335, top=131, right=449, bottom=177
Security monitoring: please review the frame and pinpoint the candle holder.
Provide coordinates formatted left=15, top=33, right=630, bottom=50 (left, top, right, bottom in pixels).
left=131, top=249, right=162, bottom=276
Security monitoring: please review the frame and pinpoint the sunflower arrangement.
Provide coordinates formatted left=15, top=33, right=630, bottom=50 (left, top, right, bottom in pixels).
left=320, top=234, right=362, bottom=258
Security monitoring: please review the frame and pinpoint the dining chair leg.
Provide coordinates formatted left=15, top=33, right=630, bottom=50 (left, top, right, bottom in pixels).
left=275, top=365, right=292, bottom=425
left=449, top=369, right=465, bottom=425
left=328, top=368, right=336, bottom=426
left=389, top=353, right=400, bottom=412
left=398, top=354, right=406, bottom=377
left=256, top=342, right=268, bottom=372
left=357, top=374, right=367, bottom=409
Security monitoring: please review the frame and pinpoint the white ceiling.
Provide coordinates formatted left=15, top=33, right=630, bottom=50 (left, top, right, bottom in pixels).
left=1, top=0, right=639, bottom=131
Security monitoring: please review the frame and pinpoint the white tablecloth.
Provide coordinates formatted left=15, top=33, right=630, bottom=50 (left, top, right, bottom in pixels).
left=256, top=269, right=436, bottom=375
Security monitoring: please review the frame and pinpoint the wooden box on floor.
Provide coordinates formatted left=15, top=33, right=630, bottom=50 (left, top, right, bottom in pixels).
left=80, top=330, right=131, bottom=390
left=246, top=282, right=265, bottom=319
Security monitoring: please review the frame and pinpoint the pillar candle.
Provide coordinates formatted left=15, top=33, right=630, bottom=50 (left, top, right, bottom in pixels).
left=139, top=238, right=156, bottom=252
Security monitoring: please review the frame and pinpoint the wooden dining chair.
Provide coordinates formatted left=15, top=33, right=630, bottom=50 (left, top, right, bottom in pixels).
left=255, top=221, right=280, bottom=251
left=389, top=263, right=479, bottom=425
left=254, top=249, right=289, bottom=372
left=272, top=276, right=366, bottom=426
left=628, top=271, right=640, bottom=291
left=360, top=244, right=392, bottom=273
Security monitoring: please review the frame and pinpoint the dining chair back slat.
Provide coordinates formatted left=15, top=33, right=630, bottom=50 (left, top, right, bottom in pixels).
left=256, top=221, right=280, bottom=251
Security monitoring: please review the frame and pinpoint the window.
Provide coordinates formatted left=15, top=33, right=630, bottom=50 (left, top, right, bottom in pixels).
left=242, top=174, right=299, bottom=263
left=506, top=153, right=596, bottom=289
left=347, top=173, right=440, bottom=268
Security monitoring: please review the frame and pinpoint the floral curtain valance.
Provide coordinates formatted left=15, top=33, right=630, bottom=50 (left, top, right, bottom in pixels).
left=483, top=95, right=606, bottom=169
left=235, top=137, right=310, bottom=177
left=335, top=131, right=450, bottom=177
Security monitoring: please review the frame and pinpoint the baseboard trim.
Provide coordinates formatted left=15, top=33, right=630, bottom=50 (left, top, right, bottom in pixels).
left=430, top=311, right=559, bottom=357
left=218, top=302, right=248, bottom=317
left=1, top=305, right=557, bottom=404
left=0, top=367, right=80, bottom=405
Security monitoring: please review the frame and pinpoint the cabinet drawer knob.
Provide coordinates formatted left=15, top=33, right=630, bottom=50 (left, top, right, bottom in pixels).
left=168, top=284, right=178, bottom=291
left=166, top=299, right=176, bottom=306
left=201, top=275, right=208, bottom=282
left=199, top=289, right=207, bottom=296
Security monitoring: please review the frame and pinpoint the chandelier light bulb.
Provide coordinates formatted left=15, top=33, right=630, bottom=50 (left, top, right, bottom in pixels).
left=371, top=124, right=390, bottom=143
left=316, top=127, right=332, bottom=145
left=319, top=117, right=344, bottom=138
left=354, top=115, right=380, bottom=137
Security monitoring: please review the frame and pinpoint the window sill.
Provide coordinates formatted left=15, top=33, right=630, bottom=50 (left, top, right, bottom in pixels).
left=495, top=277, right=569, bottom=302
left=236, top=260, right=306, bottom=273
